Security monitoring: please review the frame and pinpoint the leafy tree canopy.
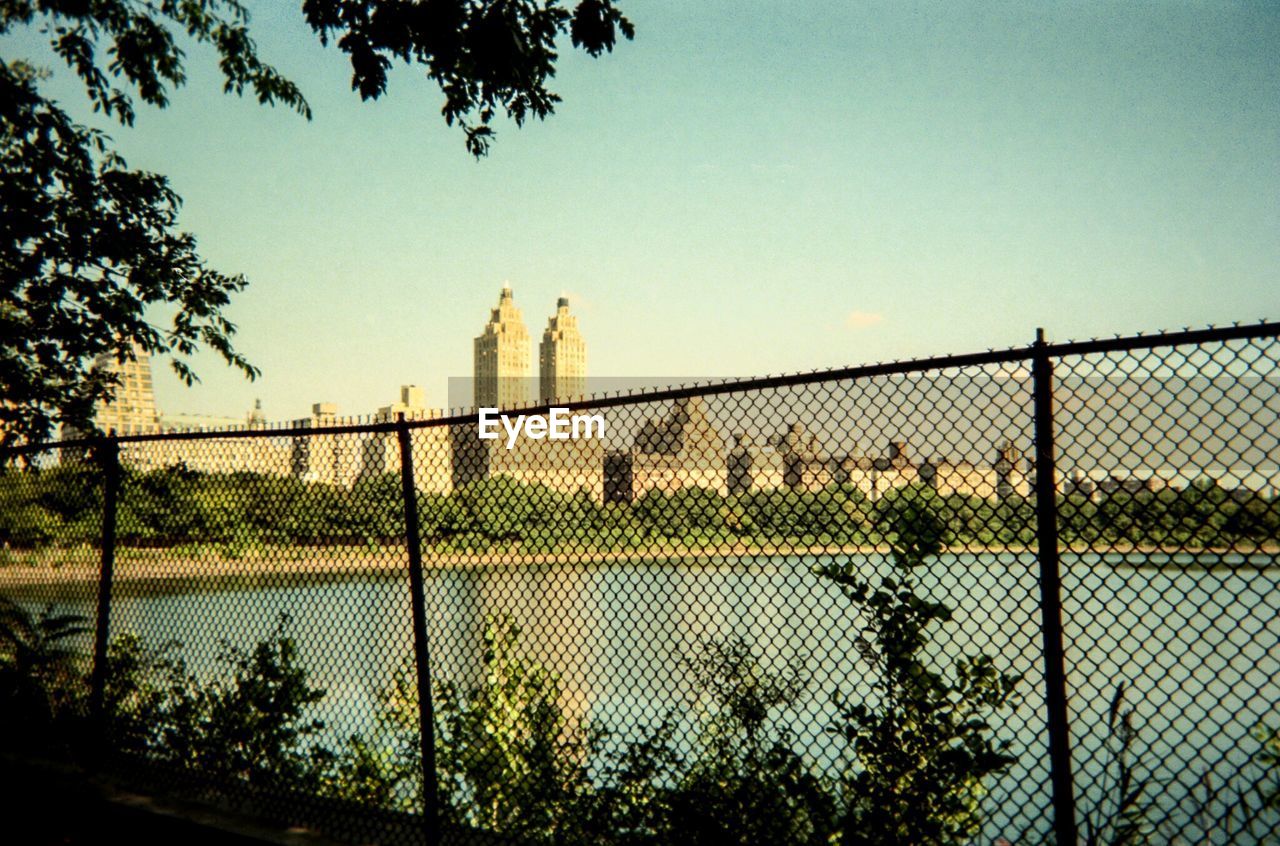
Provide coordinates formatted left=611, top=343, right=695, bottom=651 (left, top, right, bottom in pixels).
left=1, top=0, right=632, bottom=449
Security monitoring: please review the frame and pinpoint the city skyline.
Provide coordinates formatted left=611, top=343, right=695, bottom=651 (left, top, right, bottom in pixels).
left=3, top=1, right=1276, bottom=421
left=87, top=286, right=595, bottom=432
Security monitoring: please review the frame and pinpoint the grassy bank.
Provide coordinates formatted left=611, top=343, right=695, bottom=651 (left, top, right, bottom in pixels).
left=1, top=540, right=1276, bottom=595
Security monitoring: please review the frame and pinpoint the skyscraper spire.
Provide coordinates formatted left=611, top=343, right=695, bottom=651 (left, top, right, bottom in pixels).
left=540, top=296, right=587, bottom=402
left=474, top=285, right=531, bottom=409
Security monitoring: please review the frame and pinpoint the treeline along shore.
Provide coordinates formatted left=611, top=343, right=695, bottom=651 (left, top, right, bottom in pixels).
left=1, top=465, right=1276, bottom=585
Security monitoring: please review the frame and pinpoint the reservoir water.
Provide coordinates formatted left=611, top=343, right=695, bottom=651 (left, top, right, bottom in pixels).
left=45, top=551, right=1280, bottom=842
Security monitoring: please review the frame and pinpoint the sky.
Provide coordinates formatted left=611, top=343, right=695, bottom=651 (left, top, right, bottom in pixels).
left=6, top=0, right=1279, bottom=421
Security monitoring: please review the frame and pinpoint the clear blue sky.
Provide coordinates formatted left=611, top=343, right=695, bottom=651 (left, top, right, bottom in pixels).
left=7, top=0, right=1279, bottom=420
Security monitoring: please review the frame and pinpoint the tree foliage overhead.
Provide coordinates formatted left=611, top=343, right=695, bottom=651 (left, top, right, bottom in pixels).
left=1, top=0, right=632, bottom=449
left=302, top=0, right=634, bottom=156
left=2, top=1, right=312, bottom=126
left=1, top=60, right=260, bottom=448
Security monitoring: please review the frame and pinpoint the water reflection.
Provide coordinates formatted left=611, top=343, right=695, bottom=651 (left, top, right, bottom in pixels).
left=35, top=551, right=1280, bottom=842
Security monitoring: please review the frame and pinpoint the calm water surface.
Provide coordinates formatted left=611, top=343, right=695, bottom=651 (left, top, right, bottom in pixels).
left=55, top=551, right=1280, bottom=842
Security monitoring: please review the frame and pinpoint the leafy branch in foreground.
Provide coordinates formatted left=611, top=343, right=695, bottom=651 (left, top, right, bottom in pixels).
left=104, top=614, right=329, bottom=789
left=1, top=1, right=310, bottom=127
left=817, top=492, right=1021, bottom=845
left=1, top=0, right=309, bottom=448
left=0, top=596, right=89, bottom=753
left=671, top=635, right=836, bottom=846
left=350, top=624, right=837, bottom=845
left=1, top=59, right=258, bottom=448
left=302, top=0, right=634, bottom=156
left=433, top=614, right=597, bottom=840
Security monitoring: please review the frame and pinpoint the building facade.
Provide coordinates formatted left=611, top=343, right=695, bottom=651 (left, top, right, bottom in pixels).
left=539, top=296, right=587, bottom=402
left=725, top=424, right=1033, bottom=502
left=91, top=347, right=161, bottom=436
left=72, top=347, right=293, bottom=475
left=474, top=284, right=531, bottom=410
left=604, top=397, right=727, bottom=502
left=359, top=385, right=452, bottom=492
left=452, top=420, right=605, bottom=498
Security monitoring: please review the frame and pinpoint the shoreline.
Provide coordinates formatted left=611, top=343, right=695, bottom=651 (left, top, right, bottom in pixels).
left=0, top=541, right=1276, bottom=592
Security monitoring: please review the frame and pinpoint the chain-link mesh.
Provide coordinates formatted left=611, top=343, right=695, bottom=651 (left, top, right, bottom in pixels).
left=1, top=326, right=1277, bottom=845
left=0, top=441, right=102, bottom=736
left=1054, top=335, right=1280, bottom=844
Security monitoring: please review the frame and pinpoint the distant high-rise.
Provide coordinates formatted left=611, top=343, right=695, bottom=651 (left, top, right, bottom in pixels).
left=474, top=284, right=530, bottom=409
left=539, top=296, right=587, bottom=402
left=92, top=346, right=161, bottom=435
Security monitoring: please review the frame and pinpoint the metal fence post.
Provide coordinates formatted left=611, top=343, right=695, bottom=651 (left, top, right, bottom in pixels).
left=88, top=434, right=121, bottom=754
left=1031, top=329, right=1080, bottom=845
left=396, top=414, right=441, bottom=843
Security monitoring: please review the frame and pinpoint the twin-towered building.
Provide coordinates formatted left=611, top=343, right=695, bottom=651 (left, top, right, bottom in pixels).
left=80, top=285, right=586, bottom=443
left=70, top=287, right=1036, bottom=503
left=69, top=286, right=594, bottom=485
left=474, top=285, right=587, bottom=408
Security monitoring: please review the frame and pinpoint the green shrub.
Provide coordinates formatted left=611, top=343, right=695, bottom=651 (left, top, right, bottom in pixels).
left=666, top=636, right=836, bottom=846
left=433, top=614, right=597, bottom=841
left=104, top=614, right=330, bottom=790
left=818, top=493, right=1021, bottom=845
left=0, top=597, right=90, bottom=754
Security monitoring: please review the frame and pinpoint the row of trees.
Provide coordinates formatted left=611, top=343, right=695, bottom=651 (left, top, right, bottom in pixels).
left=1, top=464, right=1277, bottom=554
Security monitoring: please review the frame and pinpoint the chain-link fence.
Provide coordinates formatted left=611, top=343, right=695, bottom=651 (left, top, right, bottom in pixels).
left=1, top=324, right=1277, bottom=845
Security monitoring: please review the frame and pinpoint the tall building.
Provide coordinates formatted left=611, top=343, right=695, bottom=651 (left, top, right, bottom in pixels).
left=474, top=284, right=530, bottom=409
left=539, top=296, right=587, bottom=402
left=92, top=346, right=161, bottom=435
